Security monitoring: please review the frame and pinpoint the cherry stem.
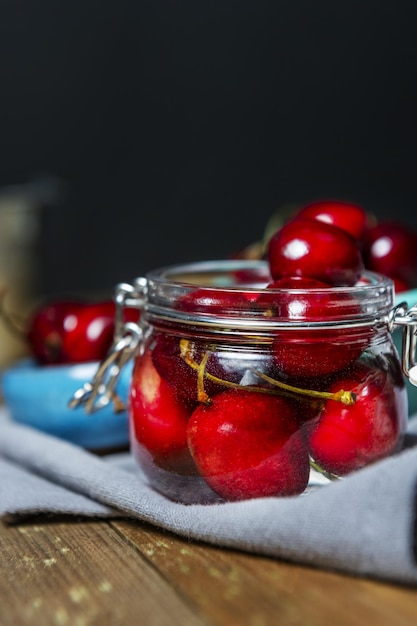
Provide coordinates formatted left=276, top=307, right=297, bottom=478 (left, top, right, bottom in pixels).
left=179, top=339, right=356, bottom=406
left=197, top=351, right=211, bottom=404
left=251, top=370, right=356, bottom=406
left=180, top=340, right=294, bottom=400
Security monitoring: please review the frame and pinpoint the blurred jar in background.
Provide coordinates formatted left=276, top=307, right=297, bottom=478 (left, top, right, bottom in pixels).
left=0, top=177, right=64, bottom=369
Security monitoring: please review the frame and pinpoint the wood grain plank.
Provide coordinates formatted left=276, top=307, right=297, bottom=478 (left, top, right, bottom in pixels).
left=112, top=519, right=417, bottom=626
left=0, top=518, right=207, bottom=626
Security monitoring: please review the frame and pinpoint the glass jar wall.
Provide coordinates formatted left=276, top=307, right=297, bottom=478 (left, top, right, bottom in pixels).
left=128, top=261, right=408, bottom=504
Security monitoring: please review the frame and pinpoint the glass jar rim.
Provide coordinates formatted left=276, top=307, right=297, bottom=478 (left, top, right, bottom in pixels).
left=142, top=259, right=394, bottom=333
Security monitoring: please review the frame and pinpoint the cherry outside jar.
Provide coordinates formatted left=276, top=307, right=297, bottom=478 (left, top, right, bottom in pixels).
left=71, top=260, right=417, bottom=504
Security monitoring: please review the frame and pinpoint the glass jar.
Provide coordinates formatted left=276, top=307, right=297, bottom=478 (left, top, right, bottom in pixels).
left=71, top=260, right=417, bottom=504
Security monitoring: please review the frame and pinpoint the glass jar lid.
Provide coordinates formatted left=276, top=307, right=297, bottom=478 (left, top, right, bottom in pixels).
left=143, top=259, right=394, bottom=333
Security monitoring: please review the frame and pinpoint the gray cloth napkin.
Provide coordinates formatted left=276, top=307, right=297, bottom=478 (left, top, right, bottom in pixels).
left=1, top=407, right=417, bottom=586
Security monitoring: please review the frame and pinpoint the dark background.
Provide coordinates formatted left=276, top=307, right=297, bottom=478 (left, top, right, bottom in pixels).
left=1, top=0, right=417, bottom=298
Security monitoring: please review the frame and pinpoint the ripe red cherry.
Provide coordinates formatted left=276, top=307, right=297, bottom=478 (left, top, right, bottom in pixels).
left=256, top=275, right=333, bottom=312
left=256, top=276, right=371, bottom=378
left=129, top=350, right=197, bottom=473
left=60, top=301, right=119, bottom=363
left=267, top=218, right=364, bottom=286
left=176, top=287, right=257, bottom=314
left=232, top=265, right=272, bottom=286
left=186, top=388, right=310, bottom=500
left=27, top=299, right=85, bottom=364
left=27, top=299, right=139, bottom=365
left=308, top=361, right=403, bottom=475
left=297, top=200, right=372, bottom=241
left=363, top=220, right=417, bottom=287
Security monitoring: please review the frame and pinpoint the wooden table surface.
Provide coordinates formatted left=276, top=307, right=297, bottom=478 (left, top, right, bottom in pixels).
left=2, top=514, right=417, bottom=626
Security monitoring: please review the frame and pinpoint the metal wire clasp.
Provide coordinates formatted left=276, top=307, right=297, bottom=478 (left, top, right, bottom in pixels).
left=390, top=301, right=417, bottom=386
left=68, top=278, right=148, bottom=414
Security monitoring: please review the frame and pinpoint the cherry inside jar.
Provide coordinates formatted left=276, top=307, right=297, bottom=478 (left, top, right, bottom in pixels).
left=127, top=260, right=408, bottom=504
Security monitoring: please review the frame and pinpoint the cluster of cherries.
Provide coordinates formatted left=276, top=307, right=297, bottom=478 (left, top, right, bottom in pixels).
left=129, top=200, right=411, bottom=502
left=22, top=200, right=416, bottom=365
left=252, top=199, right=417, bottom=293
left=12, top=199, right=413, bottom=502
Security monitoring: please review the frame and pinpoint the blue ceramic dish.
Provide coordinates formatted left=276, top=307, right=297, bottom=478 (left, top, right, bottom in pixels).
left=1, top=358, right=133, bottom=449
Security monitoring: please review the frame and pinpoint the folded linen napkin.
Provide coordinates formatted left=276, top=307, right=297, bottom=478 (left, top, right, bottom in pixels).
left=1, top=406, right=417, bottom=586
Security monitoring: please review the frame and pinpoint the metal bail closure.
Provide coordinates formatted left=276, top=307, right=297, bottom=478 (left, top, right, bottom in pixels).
left=68, top=278, right=148, bottom=414
left=390, top=301, right=417, bottom=387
